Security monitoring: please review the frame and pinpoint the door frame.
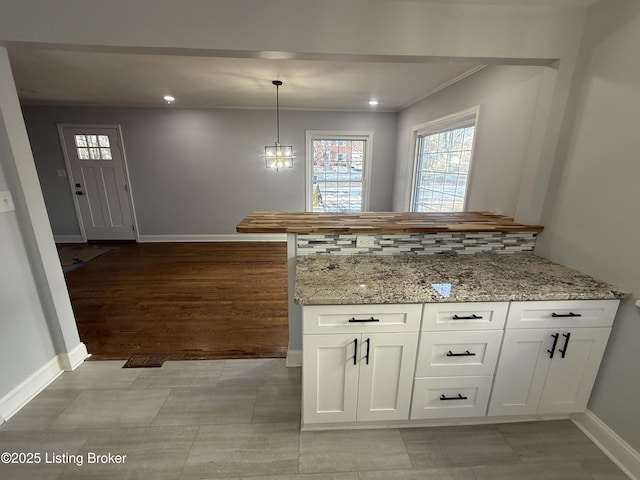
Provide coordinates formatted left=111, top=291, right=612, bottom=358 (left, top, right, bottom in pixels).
left=57, top=124, right=139, bottom=242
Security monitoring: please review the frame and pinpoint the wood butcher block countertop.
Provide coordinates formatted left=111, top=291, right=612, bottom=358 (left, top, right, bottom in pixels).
left=236, top=211, right=544, bottom=234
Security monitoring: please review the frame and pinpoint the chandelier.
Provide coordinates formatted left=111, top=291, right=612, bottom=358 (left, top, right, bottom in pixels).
left=263, top=80, right=294, bottom=170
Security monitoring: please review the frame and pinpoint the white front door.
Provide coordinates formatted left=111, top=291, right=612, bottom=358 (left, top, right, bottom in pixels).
left=60, top=126, right=135, bottom=240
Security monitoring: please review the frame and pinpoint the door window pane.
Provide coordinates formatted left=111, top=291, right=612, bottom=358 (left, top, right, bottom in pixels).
left=74, top=135, right=88, bottom=147
left=87, top=135, right=99, bottom=147
left=77, top=147, right=90, bottom=159
left=75, top=134, right=112, bottom=160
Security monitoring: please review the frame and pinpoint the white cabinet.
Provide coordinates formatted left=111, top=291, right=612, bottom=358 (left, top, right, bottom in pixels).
left=488, top=300, right=618, bottom=416
left=302, top=299, right=620, bottom=426
left=302, top=305, right=420, bottom=425
left=410, top=302, right=507, bottom=420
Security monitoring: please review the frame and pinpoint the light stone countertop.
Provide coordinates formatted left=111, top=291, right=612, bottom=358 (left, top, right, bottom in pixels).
left=295, top=253, right=629, bottom=305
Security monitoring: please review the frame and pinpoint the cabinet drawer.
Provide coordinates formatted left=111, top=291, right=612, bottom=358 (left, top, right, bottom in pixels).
left=422, top=302, right=508, bottom=331
left=410, top=376, right=492, bottom=419
left=415, top=330, right=503, bottom=377
left=302, top=304, right=422, bottom=334
left=506, top=300, right=619, bottom=329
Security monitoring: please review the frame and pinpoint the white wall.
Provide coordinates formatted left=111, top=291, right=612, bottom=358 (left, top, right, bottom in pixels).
left=23, top=107, right=397, bottom=237
left=0, top=158, right=56, bottom=399
left=0, top=49, right=84, bottom=411
left=0, top=0, right=586, bottom=60
left=536, top=0, right=640, bottom=451
left=393, top=65, right=552, bottom=216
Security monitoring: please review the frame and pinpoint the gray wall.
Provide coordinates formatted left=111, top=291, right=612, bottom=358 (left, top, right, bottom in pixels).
left=393, top=65, right=550, bottom=217
left=536, top=0, right=640, bottom=451
left=23, top=107, right=397, bottom=237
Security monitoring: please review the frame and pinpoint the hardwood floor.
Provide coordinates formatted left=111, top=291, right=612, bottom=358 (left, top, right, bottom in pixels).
left=64, top=242, right=289, bottom=360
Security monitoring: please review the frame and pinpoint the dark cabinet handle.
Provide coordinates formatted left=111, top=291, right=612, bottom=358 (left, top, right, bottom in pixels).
left=440, top=394, right=468, bottom=401
left=452, top=314, right=483, bottom=320
left=446, top=350, right=476, bottom=357
left=365, top=338, right=371, bottom=365
left=352, top=338, right=358, bottom=365
left=349, top=317, right=380, bottom=323
left=551, top=312, right=582, bottom=318
left=75, top=191, right=84, bottom=195
left=559, top=332, right=571, bottom=358
left=548, top=333, right=559, bottom=358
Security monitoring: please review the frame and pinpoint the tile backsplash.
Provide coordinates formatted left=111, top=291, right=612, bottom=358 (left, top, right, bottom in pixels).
left=296, top=232, right=537, bottom=256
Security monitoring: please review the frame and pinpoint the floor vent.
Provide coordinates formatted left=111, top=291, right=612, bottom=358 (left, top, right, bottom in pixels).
left=122, top=355, right=167, bottom=368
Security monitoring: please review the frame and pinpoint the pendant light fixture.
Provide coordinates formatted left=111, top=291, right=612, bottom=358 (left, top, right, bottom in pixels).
left=264, top=80, right=294, bottom=170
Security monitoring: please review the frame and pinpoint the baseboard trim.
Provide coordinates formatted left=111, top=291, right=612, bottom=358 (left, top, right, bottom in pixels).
left=302, top=413, right=571, bottom=431
left=572, top=410, right=640, bottom=480
left=54, top=234, right=84, bottom=243
left=0, top=356, right=63, bottom=422
left=58, top=342, right=90, bottom=371
left=0, top=343, right=90, bottom=423
left=137, top=234, right=286, bottom=243
left=286, top=349, right=302, bottom=367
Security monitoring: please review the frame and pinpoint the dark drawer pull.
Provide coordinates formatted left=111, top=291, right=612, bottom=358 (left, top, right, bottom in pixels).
left=352, top=338, right=358, bottom=365
left=440, top=394, right=468, bottom=401
left=548, top=333, right=559, bottom=359
left=452, top=314, right=483, bottom=320
left=551, top=312, right=582, bottom=318
left=446, top=350, right=476, bottom=357
left=348, top=317, right=380, bottom=323
left=365, top=338, right=371, bottom=365
left=559, top=332, right=571, bottom=358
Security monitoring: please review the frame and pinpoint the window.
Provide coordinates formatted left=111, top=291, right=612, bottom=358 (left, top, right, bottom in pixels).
left=306, top=131, right=372, bottom=212
left=410, top=107, right=478, bottom=213
left=74, top=134, right=112, bottom=160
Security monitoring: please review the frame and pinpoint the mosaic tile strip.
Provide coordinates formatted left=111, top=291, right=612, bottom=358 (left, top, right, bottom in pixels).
left=296, top=232, right=537, bottom=256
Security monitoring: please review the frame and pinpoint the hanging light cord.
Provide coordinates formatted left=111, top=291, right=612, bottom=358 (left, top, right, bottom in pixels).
left=273, top=80, right=283, bottom=145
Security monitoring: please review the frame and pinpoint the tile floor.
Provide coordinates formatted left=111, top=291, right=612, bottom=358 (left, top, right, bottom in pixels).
left=0, top=359, right=630, bottom=479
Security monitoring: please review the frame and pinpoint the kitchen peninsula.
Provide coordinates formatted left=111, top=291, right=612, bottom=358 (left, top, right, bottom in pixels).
left=237, top=211, right=548, bottom=363
left=237, top=211, right=628, bottom=429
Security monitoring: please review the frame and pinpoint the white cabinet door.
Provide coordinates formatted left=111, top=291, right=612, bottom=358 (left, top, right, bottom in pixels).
left=488, top=329, right=554, bottom=416
left=303, top=334, right=360, bottom=424
left=357, top=333, right=418, bottom=422
left=489, top=327, right=612, bottom=416
left=538, top=328, right=611, bottom=414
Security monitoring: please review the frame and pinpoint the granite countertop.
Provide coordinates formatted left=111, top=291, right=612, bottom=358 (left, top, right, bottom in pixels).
left=295, top=253, right=629, bottom=305
left=237, top=211, right=543, bottom=234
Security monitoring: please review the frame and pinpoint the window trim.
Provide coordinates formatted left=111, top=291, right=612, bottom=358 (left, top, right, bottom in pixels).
left=305, top=130, right=373, bottom=212
left=407, top=106, right=480, bottom=212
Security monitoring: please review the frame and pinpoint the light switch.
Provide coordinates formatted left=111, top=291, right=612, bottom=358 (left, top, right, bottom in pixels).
left=0, top=190, right=15, bottom=213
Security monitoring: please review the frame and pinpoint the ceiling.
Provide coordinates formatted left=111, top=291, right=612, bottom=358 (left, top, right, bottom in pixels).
left=8, top=45, right=485, bottom=112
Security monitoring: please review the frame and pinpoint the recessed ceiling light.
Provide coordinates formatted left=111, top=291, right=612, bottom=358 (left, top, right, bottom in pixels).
left=369, top=100, right=379, bottom=106
left=163, top=95, right=175, bottom=104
